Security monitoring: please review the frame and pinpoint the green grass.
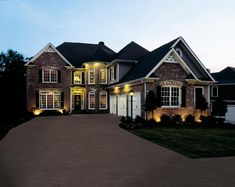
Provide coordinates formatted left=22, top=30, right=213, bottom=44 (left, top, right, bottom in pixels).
left=129, top=127, right=235, bottom=158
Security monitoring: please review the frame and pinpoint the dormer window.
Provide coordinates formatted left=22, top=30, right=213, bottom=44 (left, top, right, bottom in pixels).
left=88, top=68, right=95, bottom=84
left=110, top=66, right=116, bottom=81
left=100, top=68, right=107, bottom=84
left=42, top=69, right=58, bottom=83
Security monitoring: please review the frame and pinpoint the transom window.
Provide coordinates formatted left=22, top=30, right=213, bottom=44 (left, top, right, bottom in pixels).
left=43, top=69, right=58, bottom=83
left=100, top=68, right=107, bottom=84
left=39, top=91, right=60, bottom=109
left=88, top=91, right=95, bottom=110
left=211, top=86, right=218, bottom=97
left=99, top=91, right=107, bottom=109
left=74, top=71, right=82, bottom=84
left=88, top=68, right=95, bottom=84
left=161, top=86, right=180, bottom=107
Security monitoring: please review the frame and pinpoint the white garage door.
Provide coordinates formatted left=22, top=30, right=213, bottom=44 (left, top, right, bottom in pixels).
left=128, top=91, right=141, bottom=119
left=118, top=94, right=127, bottom=116
left=109, top=95, right=116, bottom=114
left=226, top=105, right=235, bottom=123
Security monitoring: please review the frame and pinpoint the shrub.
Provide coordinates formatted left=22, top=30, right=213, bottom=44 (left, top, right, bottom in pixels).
left=173, top=114, right=182, bottom=125
left=134, top=115, right=146, bottom=125
left=185, top=114, right=195, bottom=125
left=160, top=115, right=173, bottom=126
left=146, top=118, right=158, bottom=127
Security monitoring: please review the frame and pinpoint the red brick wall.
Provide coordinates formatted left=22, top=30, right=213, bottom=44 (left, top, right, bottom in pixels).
left=26, top=52, right=71, bottom=112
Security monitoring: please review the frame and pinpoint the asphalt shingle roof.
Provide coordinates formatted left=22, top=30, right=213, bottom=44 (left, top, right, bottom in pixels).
left=212, top=67, right=235, bottom=84
left=56, top=42, right=116, bottom=67
left=118, top=37, right=179, bottom=83
left=114, top=41, right=149, bottom=60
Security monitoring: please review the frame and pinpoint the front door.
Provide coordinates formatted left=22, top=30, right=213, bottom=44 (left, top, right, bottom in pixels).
left=74, top=95, right=81, bottom=110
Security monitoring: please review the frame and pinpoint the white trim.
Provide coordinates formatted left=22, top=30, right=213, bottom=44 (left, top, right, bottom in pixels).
left=88, top=68, right=95, bottom=85
left=99, top=91, right=108, bottom=110
left=194, top=86, right=205, bottom=107
left=88, top=91, right=95, bottom=110
left=211, top=86, right=218, bottom=97
left=39, top=90, right=61, bottom=109
left=25, top=43, right=74, bottom=68
left=172, top=37, right=215, bottom=82
left=145, top=49, right=173, bottom=78
left=99, top=68, right=107, bottom=84
left=161, top=85, right=181, bottom=107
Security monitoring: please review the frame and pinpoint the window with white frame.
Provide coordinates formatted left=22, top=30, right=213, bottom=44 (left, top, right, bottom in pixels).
left=43, top=69, right=58, bottom=83
left=99, top=91, right=107, bottom=109
left=39, top=91, right=60, bottom=109
left=88, top=91, right=95, bottom=109
left=161, top=86, right=180, bottom=107
left=88, top=68, right=95, bottom=84
left=99, top=68, right=107, bottom=84
left=211, top=86, right=218, bottom=97
left=74, top=71, right=82, bottom=84
left=110, top=66, right=116, bottom=81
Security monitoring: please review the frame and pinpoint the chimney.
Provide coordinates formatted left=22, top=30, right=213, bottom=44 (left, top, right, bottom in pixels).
left=98, top=41, right=104, bottom=45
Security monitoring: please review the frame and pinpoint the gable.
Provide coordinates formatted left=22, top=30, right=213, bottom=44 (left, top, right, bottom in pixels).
left=25, top=43, right=74, bottom=68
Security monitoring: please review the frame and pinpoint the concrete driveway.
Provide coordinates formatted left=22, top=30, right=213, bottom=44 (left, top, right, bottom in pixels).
left=0, top=114, right=235, bottom=187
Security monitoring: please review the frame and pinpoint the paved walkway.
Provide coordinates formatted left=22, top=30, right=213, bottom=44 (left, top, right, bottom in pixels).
left=0, top=114, right=235, bottom=187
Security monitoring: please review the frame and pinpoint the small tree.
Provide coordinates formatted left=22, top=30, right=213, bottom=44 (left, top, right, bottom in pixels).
left=212, top=97, right=227, bottom=120
left=196, top=94, right=208, bottom=115
left=144, top=91, right=157, bottom=119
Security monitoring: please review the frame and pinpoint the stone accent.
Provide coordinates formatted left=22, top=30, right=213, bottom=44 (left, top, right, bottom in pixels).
left=26, top=52, right=71, bottom=112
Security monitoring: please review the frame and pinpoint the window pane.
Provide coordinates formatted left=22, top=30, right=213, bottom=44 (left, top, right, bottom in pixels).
left=43, top=70, right=50, bottom=82
left=74, top=72, right=82, bottom=84
left=51, top=70, right=57, bottom=82
left=40, top=94, right=47, bottom=108
left=89, top=92, right=95, bottom=109
left=54, top=94, right=60, bottom=108
left=39, top=91, right=61, bottom=109
left=100, top=92, right=107, bottom=109
left=100, top=68, right=107, bottom=84
left=89, top=69, right=95, bottom=84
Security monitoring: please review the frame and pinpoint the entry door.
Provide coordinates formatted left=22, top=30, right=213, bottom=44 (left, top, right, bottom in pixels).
left=195, top=87, right=203, bottom=107
left=74, top=95, right=81, bottom=110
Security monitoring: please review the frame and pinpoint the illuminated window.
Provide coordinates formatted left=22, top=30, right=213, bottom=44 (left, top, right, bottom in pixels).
left=39, top=91, right=61, bottom=109
left=42, top=69, right=58, bottom=83
left=100, top=68, right=107, bottom=84
left=161, top=86, right=180, bottom=107
left=99, top=91, right=107, bottom=109
left=88, top=91, right=95, bottom=109
left=74, top=71, right=82, bottom=84
left=88, top=68, right=95, bottom=84
left=110, top=66, right=116, bottom=81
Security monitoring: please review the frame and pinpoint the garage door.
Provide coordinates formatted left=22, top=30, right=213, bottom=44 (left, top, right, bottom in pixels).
left=226, top=105, right=235, bottom=123
left=128, top=91, right=141, bottom=119
left=109, top=95, right=116, bottom=114
left=118, top=94, right=127, bottom=116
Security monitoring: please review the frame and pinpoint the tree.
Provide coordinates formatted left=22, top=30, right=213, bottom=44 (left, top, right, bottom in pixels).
left=195, top=94, right=208, bottom=115
left=212, top=97, right=227, bottom=120
left=144, top=91, right=158, bottom=119
left=0, top=49, right=27, bottom=115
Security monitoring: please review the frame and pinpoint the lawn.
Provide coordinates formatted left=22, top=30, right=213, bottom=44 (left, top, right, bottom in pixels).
left=129, top=127, right=235, bottom=158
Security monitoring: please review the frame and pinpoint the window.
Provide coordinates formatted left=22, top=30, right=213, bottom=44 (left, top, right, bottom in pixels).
left=110, top=66, right=116, bottom=81
left=211, top=86, right=218, bottom=97
left=88, top=68, right=95, bottom=84
left=100, top=68, right=107, bottom=84
left=88, top=91, right=95, bottom=110
left=74, top=71, right=82, bottom=84
left=99, top=91, right=107, bottom=109
left=43, top=69, right=58, bottom=83
left=39, top=91, right=61, bottom=109
left=161, top=86, right=180, bottom=107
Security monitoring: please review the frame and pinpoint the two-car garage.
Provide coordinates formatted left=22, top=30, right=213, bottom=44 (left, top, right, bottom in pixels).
left=110, top=92, right=141, bottom=118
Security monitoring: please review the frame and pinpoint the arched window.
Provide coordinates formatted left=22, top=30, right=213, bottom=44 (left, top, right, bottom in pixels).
left=99, top=68, right=107, bottom=84
left=88, top=68, right=95, bottom=84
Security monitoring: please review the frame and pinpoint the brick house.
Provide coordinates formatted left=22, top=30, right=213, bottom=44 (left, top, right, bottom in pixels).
left=25, top=37, right=215, bottom=121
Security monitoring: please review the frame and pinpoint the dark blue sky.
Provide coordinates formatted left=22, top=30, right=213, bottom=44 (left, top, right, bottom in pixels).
left=0, top=0, right=234, bottom=72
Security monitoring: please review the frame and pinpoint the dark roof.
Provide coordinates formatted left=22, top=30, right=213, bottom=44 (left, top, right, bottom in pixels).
left=118, top=37, right=179, bottom=83
left=212, top=67, right=235, bottom=84
left=56, top=42, right=116, bottom=67
left=114, top=41, right=149, bottom=60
